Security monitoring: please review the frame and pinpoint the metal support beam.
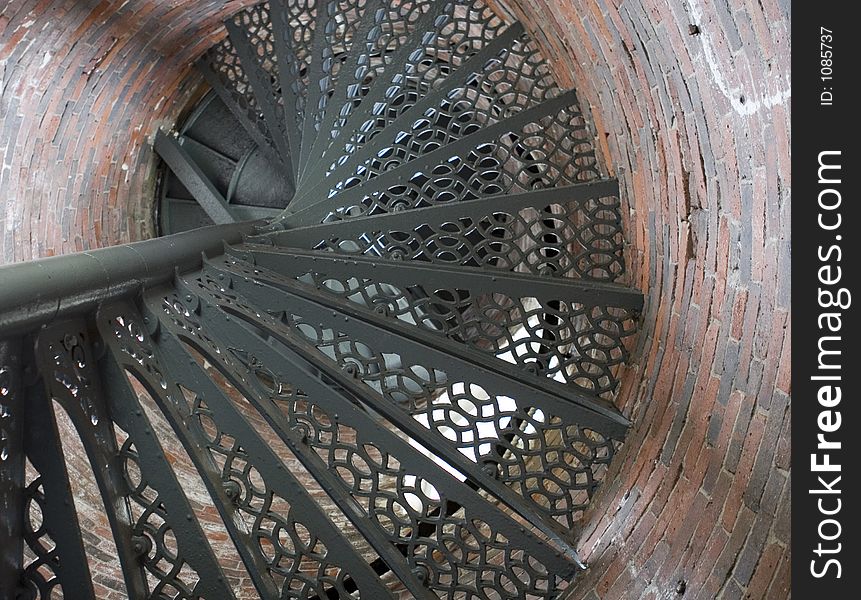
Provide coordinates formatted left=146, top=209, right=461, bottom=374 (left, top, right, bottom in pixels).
left=204, top=257, right=629, bottom=434
left=268, top=0, right=307, bottom=175
left=98, top=352, right=237, bottom=599
left=154, top=131, right=239, bottom=225
left=21, top=373, right=96, bottom=599
left=272, top=178, right=619, bottom=248
left=183, top=279, right=586, bottom=562
left=280, top=90, right=582, bottom=226
left=296, top=1, right=334, bottom=177
left=99, top=301, right=282, bottom=599
left=172, top=288, right=583, bottom=578
left=130, top=299, right=398, bottom=600
left=0, top=339, right=24, bottom=597
left=164, top=197, right=285, bottom=227
left=198, top=44, right=286, bottom=171
left=294, top=21, right=525, bottom=207
left=236, top=245, right=643, bottom=309
left=35, top=320, right=149, bottom=597
left=264, top=179, right=627, bottom=282
left=297, top=0, right=392, bottom=181
left=299, top=1, right=444, bottom=185
left=150, top=294, right=439, bottom=600
left=225, top=18, right=296, bottom=180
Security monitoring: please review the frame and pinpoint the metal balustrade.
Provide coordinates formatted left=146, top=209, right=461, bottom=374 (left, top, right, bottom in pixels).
left=0, top=1, right=642, bottom=598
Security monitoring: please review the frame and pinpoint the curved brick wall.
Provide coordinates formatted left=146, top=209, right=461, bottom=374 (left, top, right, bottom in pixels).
left=1, top=1, right=791, bottom=598
left=492, top=1, right=792, bottom=598
left=1, top=3, right=275, bottom=596
left=0, top=0, right=261, bottom=263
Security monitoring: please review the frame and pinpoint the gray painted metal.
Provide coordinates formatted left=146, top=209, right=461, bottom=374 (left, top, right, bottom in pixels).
left=198, top=37, right=286, bottom=171
left=215, top=252, right=631, bottom=430
left=0, top=339, right=24, bottom=598
left=0, top=220, right=258, bottom=335
left=149, top=290, right=438, bottom=600
left=281, top=90, right=582, bottom=226
left=238, top=245, right=641, bottom=308
left=98, top=354, right=237, bottom=599
left=298, top=0, right=443, bottom=184
left=293, top=20, right=526, bottom=208
left=20, top=371, right=96, bottom=599
left=272, top=179, right=620, bottom=251
left=0, top=1, right=642, bottom=597
left=154, top=131, right=239, bottom=225
left=226, top=18, right=296, bottom=180
left=36, top=319, right=150, bottom=597
left=170, top=278, right=582, bottom=576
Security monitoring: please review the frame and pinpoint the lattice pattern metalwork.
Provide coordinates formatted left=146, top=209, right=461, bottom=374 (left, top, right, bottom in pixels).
left=185, top=258, right=621, bottom=530
left=102, top=301, right=392, bottom=599
left=152, top=282, right=577, bottom=598
left=233, top=4, right=280, bottom=103
left=278, top=182, right=627, bottom=280
left=271, top=0, right=318, bottom=151
left=201, top=37, right=279, bottom=159
left=1, top=1, right=642, bottom=598
left=310, top=0, right=513, bottom=185
left=223, top=248, right=636, bottom=396
left=230, top=3, right=300, bottom=165
left=303, top=0, right=439, bottom=169
left=285, top=94, right=599, bottom=227
left=299, top=0, right=374, bottom=174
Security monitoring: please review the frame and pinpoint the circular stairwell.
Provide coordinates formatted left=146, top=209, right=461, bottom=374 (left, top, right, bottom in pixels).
left=0, top=0, right=793, bottom=598
left=3, top=1, right=643, bottom=598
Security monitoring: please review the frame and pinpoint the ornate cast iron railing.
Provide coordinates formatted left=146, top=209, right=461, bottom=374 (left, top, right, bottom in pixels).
left=1, top=1, right=643, bottom=598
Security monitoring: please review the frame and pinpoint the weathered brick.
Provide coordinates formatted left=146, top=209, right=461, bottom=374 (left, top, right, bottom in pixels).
left=4, top=0, right=791, bottom=598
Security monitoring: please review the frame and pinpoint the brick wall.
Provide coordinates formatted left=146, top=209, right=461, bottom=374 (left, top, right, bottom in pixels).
left=488, top=1, right=791, bottom=598
left=0, top=0, right=262, bottom=263
left=1, top=2, right=261, bottom=595
left=1, top=0, right=791, bottom=598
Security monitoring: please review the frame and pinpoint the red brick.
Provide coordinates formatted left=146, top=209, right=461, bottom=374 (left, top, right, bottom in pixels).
left=4, top=0, right=791, bottom=597
left=746, top=542, right=783, bottom=599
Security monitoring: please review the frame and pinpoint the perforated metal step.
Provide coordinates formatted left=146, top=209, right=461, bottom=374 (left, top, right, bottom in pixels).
left=1, top=2, right=642, bottom=598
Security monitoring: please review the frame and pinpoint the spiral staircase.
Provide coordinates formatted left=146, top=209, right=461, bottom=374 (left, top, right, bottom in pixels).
left=0, top=1, right=643, bottom=598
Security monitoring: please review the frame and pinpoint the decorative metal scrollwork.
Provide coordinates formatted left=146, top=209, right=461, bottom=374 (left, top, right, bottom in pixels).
left=0, top=0, right=642, bottom=597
